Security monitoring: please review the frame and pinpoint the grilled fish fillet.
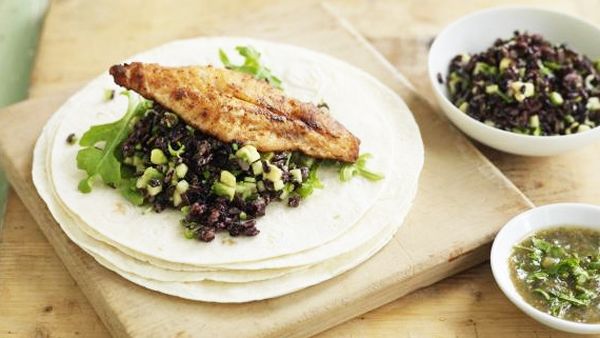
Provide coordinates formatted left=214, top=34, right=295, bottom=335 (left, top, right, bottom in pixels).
left=109, top=62, right=360, bottom=162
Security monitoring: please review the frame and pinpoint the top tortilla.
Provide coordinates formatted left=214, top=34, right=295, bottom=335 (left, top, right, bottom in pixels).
left=42, top=37, right=422, bottom=266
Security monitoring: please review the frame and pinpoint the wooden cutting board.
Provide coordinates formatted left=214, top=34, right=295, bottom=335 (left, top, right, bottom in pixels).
left=0, top=3, right=533, bottom=337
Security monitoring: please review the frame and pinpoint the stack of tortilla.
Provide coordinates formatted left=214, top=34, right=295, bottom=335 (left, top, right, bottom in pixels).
left=32, top=38, right=424, bottom=303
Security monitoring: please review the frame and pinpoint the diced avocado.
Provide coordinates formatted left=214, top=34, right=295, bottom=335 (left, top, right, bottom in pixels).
left=532, top=127, right=542, bottom=136
left=273, top=180, right=285, bottom=191
left=263, top=164, right=283, bottom=182
left=176, top=180, right=189, bottom=194
left=549, top=92, right=564, bottom=106
left=212, top=182, right=235, bottom=201
left=251, top=161, right=264, bottom=175
left=239, top=211, right=247, bottom=220
left=150, top=148, right=167, bottom=165
left=235, top=145, right=261, bottom=164
left=499, top=58, right=512, bottom=72
left=220, top=170, right=237, bottom=188
left=485, top=84, right=499, bottom=94
left=180, top=205, right=191, bottom=215
left=587, top=97, right=600, bottom=111
left=244, top=176, right=256, bottom=183
left=290, top=169, right=303, bottom=183
left=136, top=167, right=162, bottom=189
left=458, top=102, right=469, bottom=113
left=529, top=115, right=540, bottom=128
left=175, top=163, right=188, bottom=179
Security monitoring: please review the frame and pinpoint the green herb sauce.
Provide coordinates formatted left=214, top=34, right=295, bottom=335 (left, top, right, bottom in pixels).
left=510, top=227, right=600, bottom=323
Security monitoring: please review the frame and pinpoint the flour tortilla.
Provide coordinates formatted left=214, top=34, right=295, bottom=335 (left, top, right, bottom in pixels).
left=89, top=212, right=400, bottom=303
left=33, top=121, right=307, bottom=282
left=45, top=37, right=423, bottom=267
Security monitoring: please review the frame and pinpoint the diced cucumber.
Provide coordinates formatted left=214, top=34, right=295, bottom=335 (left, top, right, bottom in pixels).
left=290, top=168, right=303, bottom=183
left=176, top=180, right=189, bottom=194
left=273, top=180, right=285, bottom=191
left=147, top=184, right=162, bottom=196
left=485, top=84, right=499, bottom=94
left=173, top=191, right=182, bottom=206
left=252, top=161, right=264, bottom=175
left=175, top=163, right=188, bottom=179
left=529, top=115, right=540, bottom=128
left=256, top=180, right=265, bottom=192
left=549, top=92, right=564, bottom=106
left=587, top=97, right=600, bottom=111
left=279, top=183, right=295, bottom=200
left=263, top=164, right=283, bottom=182
left=244, top=176, right=256, bottom=183
left=212, top=182, right=235, bottom=201
left=136, top=167, right=162, bottom=189
left=458, top=102, right=469, bottom=113
left=578, top=124, right=592, bottom=133
left=499, top=58, right=512, bottom=72
left=220, top=170, right=237, bottom=188
left=235, top=145, right=261, bottom=164
left=236, top=182, right=256, bottom=200
left=150, top=148, right=167, bottom=164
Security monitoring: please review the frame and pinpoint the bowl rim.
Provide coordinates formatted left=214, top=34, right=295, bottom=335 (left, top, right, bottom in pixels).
left=490, top=203, right=600, bottom=333
left=428, top=5, right=600, bottom=141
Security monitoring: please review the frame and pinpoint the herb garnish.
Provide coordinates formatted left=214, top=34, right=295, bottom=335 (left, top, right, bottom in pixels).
left=219, top=46, right=283, bottom=89
left=511, top=229, right=600, bottom=320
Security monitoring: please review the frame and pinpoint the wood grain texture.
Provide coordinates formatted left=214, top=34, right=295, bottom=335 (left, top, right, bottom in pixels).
left=0, top=1, right=534, bottom=337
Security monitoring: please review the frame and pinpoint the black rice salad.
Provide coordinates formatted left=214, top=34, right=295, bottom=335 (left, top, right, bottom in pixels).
left=120, top=104, right=321, bottom=242
left=445, top=31, right=600, bottom=136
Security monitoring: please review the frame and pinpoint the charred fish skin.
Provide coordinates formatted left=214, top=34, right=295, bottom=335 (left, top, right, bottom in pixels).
left=109, top=62, right=360, bottom=162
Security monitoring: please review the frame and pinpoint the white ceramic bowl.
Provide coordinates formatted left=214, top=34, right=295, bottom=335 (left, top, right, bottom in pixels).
left=428, top=7, right=600, bottom=156
left=491, top=203, right=600, bottom=334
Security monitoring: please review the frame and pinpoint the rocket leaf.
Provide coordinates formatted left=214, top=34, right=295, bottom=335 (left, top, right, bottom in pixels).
left=76, top=91, right=150, bottom=202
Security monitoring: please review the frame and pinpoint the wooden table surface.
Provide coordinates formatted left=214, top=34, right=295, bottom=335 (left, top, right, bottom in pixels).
left=2, top=0, right=600, bottom=337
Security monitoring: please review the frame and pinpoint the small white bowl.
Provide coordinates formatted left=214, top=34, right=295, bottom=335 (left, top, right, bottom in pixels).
left=428, top=7, right=600, bottom=156
left=491, top=203, right=600, bottom=334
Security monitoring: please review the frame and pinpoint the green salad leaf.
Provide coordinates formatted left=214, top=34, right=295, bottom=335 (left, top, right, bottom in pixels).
left=219, top=46, right=283, bottom=89
left=76, top=91, right=150, bottom=205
